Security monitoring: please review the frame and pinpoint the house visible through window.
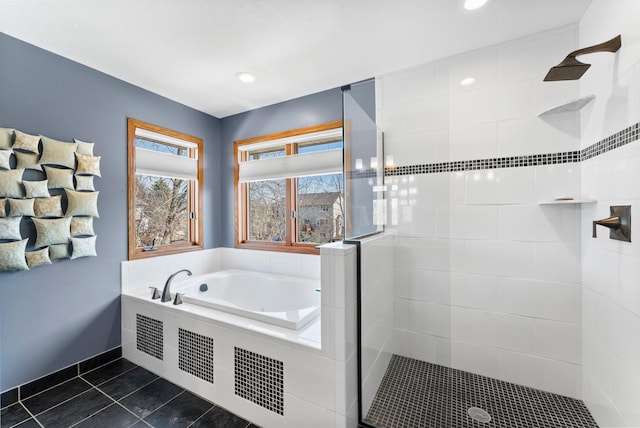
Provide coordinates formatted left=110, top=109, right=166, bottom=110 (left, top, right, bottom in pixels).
left=127, top=118, right=203, bottom=260
left=234, top=121, right=344, bottom=254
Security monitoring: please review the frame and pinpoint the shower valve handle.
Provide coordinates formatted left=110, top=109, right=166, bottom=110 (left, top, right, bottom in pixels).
left=592, top=216, right=620, bottom=238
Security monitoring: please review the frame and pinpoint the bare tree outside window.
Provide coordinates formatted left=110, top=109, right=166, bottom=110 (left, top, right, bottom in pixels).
left=135, top=175, right=188, bottom=247
left=247, top=179, right=286, bottom=241
left=134, top=138, right=190, bottom=248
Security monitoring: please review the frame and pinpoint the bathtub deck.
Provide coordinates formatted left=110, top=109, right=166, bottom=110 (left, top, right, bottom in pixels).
left=1, top=358, right=259, bottom=428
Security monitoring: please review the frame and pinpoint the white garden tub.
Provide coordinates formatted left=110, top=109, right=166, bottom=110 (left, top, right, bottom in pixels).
left=174, top=269, right=321, bottom=330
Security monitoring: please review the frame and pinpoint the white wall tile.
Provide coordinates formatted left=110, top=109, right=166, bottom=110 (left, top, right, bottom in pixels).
left=610, top=358, right=640, bottom=427
left=534, top=164, right=582, bottom=203
left=534, top=242, right=581, bottom=283
left=440, top=205, right=498, bottom=240
left=495, top=80, right=536, bottom=122
left=396, top=204, right=437, bottom=238
left=394, top=268, right=450, bottom=304
left=447, top=47, right=498, bottom=93
left=465, top=167, right=535, bottom=205
left=534, top=319, right=581, bottom=364
left=381, top=64, right=445, bottom=108
left=383, top=129, right=448, bottom=167
left=499, top=350, right=580, bottom=398
left=619, top=253, right=640, bottom=316
left=466, top=86, right=500, bottom=125
left=499, top=204, right=579, bottom=243
left=449, top=122, right=497, bottom=161
left=166, top=251, right=209, bottom=277
left=450, top=340, right=499, bottom=378
left=408, top=300, right=450, bottom=337
left=450, top=273, right=498, bottom=311
left=450, top=307, right=499, bottom=348
left=451, top=240, right=534, bottom=278
left=582, top=374, right=629, bottom=428
left=407, top=96, right=449, bottom=134
left=393, top=237, right=451, bottom=271
left=496, top=117, right=538, bottom=157
left=496, top=277, right=580, bottom=323
left=393, top=299, right=409, bottom=330
left=393, top=330, right=450, bottom=366
left=289, top=350, right=336, bottom=410
left=496, top=314, right=535, bottom=354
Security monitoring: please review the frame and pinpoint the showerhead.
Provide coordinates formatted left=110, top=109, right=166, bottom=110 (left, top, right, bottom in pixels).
left=543, top=35, right=621, bottom=82
left=544, top=57, right=591, bottom=81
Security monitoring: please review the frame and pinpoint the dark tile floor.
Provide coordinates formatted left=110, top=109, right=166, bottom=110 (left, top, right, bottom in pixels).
left=365, top=355, right=599, bottom=428
left=1, top=358, right=257, bottom=428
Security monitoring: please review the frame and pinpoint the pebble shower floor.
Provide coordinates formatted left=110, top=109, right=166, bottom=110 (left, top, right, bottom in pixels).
left=365, top=355, right=599, bottom=428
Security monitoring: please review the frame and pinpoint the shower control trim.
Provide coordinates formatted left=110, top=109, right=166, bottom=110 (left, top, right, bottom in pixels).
left=593, top=205, right=631, bottom=242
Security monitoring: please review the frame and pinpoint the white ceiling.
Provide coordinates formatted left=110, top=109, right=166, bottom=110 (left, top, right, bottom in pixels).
left=0, top=0, right=592, bottom=118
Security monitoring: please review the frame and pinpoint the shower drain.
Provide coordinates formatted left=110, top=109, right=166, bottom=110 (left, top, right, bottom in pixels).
left=467, top=407, right=492, bottom=423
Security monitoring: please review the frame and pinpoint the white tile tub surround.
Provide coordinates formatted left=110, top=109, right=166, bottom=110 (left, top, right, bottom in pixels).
left=121, top=245, right=358, bottom=428
left=379, top=25, right=584, bottom=398
left=579, top=1, right=640, bottom=426
left=121, top=247, right=321, bottom=294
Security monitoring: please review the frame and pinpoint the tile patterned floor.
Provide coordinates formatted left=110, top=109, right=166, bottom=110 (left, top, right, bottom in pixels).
left=365, top=355, right=599, bottom=428
left=1, top=358, right=257, bottom=428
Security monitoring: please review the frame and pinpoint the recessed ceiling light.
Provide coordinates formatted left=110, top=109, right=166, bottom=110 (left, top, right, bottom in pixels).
left=460, top=77, right=476, bottom=86
left=235, top=72, right=256, bottom=83
left=464, top=0, right=489, bottom=10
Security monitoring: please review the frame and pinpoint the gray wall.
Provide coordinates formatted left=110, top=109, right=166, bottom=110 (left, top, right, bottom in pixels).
left=219, top=88, right=344, bottom=247
left=0, top=32, right=221, bottom=391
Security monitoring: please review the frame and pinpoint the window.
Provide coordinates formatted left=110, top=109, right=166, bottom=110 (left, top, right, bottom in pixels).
left=234, top=121, right=343, bottom=254
left=127, top=118, right=203, bottom=260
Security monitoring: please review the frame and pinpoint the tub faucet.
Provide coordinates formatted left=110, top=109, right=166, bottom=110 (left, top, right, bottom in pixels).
left=161, top=269, right=192, bottom=302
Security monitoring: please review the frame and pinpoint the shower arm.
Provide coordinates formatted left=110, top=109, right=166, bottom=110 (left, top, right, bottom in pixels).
left=564, top=35, right=622, bottom=62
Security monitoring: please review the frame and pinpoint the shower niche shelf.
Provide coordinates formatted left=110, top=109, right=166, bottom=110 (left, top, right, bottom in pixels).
left=538, top=94, right=595, bottom=117
left=538, top=198, right=596, bottom=205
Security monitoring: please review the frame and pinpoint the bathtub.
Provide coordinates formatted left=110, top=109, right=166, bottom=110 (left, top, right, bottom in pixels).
left=173, top=269, right=321, bottom=330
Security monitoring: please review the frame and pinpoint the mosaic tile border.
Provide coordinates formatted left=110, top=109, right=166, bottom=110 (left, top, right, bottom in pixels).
left=581, top=122, right=640, bottom=161
left=353, top=121, right=640, bottom=178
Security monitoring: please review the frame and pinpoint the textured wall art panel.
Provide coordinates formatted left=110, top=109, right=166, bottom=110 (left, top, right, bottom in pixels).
left=0, top=128, right=100, bottom=271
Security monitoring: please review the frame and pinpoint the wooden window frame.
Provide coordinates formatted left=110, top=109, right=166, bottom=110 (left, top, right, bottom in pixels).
left=234, top=120, right=343, bottom=255
left=127, top=118, right=204, bottom=260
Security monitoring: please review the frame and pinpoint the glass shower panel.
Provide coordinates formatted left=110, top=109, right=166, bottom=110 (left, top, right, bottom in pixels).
left=343, top=84, right=384, bottom=240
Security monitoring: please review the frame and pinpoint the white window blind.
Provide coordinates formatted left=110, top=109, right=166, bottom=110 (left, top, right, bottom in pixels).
left=134, top=127, right=198, bottom=180
left=237, top=127, right=343, bottom=182
left=238, top=148, right=342, bottom=182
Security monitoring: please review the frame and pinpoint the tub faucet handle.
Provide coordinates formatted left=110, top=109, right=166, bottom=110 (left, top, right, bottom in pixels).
left=173, top=293, right=184, bottom=306
left=149, top=287, right=161, bottom=300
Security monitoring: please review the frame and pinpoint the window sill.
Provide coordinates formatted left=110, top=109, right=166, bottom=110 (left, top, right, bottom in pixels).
left=129, top=243, right=203, bottom=260
left=236, top=241, right=320, bottom=255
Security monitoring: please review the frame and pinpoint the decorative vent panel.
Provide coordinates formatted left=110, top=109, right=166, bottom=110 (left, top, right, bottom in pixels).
left=178, top=328, right=215, bottom=384
left=234, top=347, right=284, bottom=415
left=135, top=314, right=163, bottom=360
